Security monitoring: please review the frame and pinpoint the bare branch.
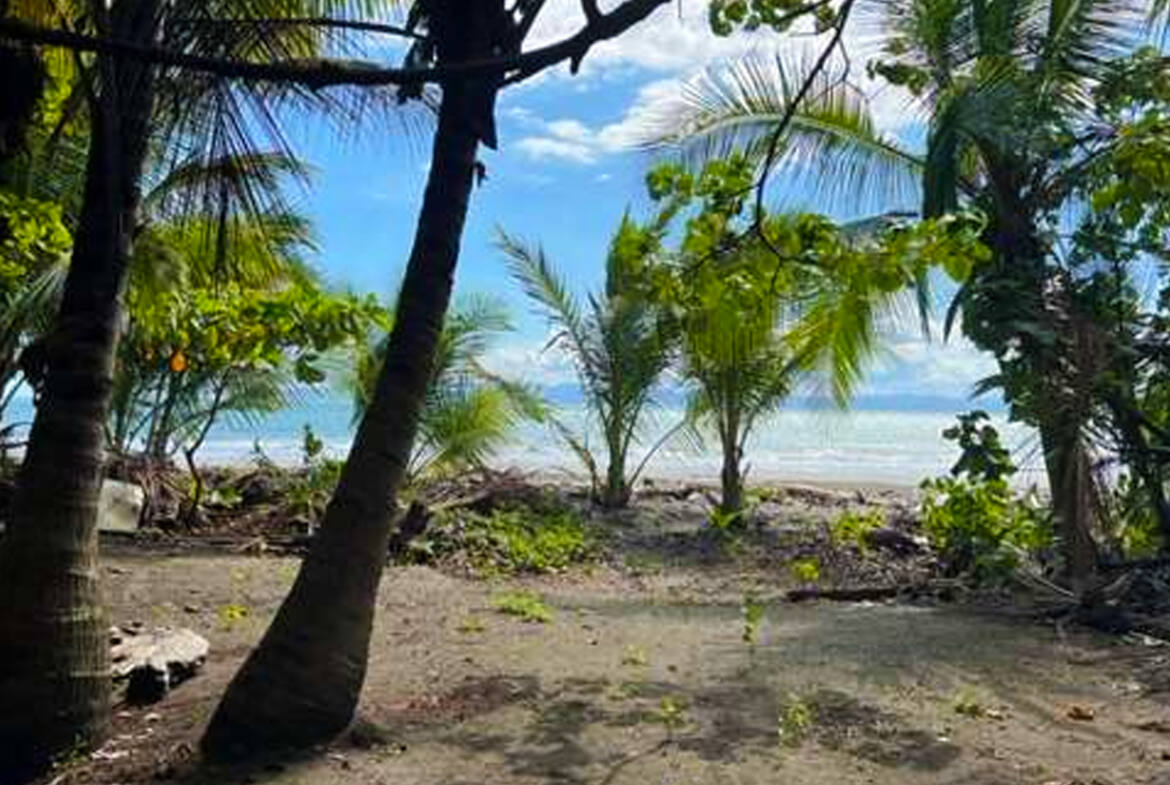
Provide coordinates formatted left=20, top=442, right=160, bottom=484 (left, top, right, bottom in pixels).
left=0, top=0, right=671, bottom=90
left=166, top=17, right=427, bottom=41
left=582, top=0, right=602, bottom=24
left=512, top=0, right=548, bottom=50
left=757, top=0, right=856, bottom=287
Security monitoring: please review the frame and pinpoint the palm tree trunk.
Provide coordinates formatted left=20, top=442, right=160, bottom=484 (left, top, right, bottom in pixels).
left=1040, top=421, right=1097, bottom=596
left=201, top=69, right=491, bottom=761
left=0, top=3, right=160, bottom=776
left=720, top=447, right=743, bottom=515
left=720, top=412, right=743, bottom=516
left=602, top=438, right=628, bottom=508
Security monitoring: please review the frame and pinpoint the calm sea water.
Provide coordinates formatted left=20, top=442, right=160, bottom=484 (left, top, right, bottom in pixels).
left=86, top=394, right=1043, bottom=488
left=5, top=393, right=1043, bottom=488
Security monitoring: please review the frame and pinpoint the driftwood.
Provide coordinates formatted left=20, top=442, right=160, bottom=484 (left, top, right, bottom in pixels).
left=110, top=626, right=209, bottom=704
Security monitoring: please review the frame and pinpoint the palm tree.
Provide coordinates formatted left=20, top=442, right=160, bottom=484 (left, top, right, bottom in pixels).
left=201, top=2, right=672, bottom=760
left=650, top=2, right=1147, bottom=589
left=654, top=167, right=943, bottom=515
left=0, top=1, right=375, bottom=774
left=0, top=4, right=167, bottom=772
left=350, top=295, right=547, bottom=485
left=499, top=218, right=677, bottom=508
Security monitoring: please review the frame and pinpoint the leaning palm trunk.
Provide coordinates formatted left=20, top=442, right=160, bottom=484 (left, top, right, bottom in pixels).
left=201, top=74, right=490, bottom=759
left=0, top=2, right=161, bottom=776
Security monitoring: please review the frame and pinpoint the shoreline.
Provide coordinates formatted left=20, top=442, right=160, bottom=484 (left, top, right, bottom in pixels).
left=182, top=459, right=926, bottom=500
left=493, top=467, right=923, bottom=497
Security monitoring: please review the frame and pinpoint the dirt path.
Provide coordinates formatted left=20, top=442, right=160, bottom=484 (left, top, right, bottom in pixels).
left=71, top=551, right=1170, bottom=785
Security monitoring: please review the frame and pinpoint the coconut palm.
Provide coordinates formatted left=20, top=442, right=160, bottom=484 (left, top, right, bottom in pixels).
left=350, top=296, right=547, bottom=486
left=195, top=1, right=670, bottom=762
left=0, top=1, right=390, bottom=773
left=650, top=1, right=1147, bottom=589
left=650, top=156, right=959, bottom=516
left=499, top=217, right=679, bottom=508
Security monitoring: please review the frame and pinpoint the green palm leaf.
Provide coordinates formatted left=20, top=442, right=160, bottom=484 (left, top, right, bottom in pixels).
left=647, top=54, right=924, bottom=211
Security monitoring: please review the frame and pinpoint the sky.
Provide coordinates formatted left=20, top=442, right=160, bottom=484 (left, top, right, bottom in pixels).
left=284, top=0, right=1000, bottom=409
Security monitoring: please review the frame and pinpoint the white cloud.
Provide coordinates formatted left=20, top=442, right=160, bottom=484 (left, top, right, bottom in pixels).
left=479, top=332, right=579, bottom=388
left=859, top=315, right=999, bottom=399
left=515, top=136, right=597, bottom=164
left=507, top=0, right=919, bottom=166
left=526, top=0, right=773, bottom=77
left=511, top=78, right=681, bottom=164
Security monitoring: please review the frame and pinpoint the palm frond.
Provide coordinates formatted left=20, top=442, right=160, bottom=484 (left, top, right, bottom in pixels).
left=131, top=209, right=317, bottom=294
left=0, top=260, right=66, bottom=368
left=1040, top=0, right=1142, bottom=87
left=413, top=384, right=517, bottom=479
left=497, top=228, right=602, bottom=391
left=646, top=53, right=924, bottom=212
left=141, top=151, right=311, bottom=223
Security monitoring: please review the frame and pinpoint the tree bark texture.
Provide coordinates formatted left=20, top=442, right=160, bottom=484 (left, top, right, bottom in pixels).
left=1040, top=421, right=1098, bottom=596
left=201, top=6, right=494, bottom=758
left=720, top=437, right=744, bottom=516
left=0, top=2, right=160, bottom=779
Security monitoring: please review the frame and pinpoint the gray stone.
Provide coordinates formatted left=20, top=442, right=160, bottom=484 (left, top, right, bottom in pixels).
left=98, top=479, right=144, bottom=533
left=864, top=526, right=928, bottom=555
left=110, top=627, right=209, bottom=704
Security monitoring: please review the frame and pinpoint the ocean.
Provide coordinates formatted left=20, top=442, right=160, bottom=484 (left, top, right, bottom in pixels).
left=96, top=393, right=1040, bottom=489
left=4, top=393, right=1043, bottom=488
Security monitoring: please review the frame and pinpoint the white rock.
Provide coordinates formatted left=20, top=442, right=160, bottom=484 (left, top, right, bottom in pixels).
left=98, top=479, right=144, bottom=533
left=110, top=627, right=210, bottom=704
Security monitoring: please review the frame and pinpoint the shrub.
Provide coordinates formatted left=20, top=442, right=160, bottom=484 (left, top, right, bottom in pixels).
left=1103, top=473, right=1163, bottom=558
left=411, top=504, right=594, bottom=575
left=789, top=556, right=821, bottom=584
left=777, top=696, right=814, bottom=746
left=920, top=477, right=1050, bottom=582
left=921, top=412, right=1051, bottom=583
left=828, top=509, right=885, bottom=553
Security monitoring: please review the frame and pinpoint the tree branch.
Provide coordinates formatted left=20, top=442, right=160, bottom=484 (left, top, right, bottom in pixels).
left=582, top=0, right=602, bottom=24
left=757, top=0, right=856, bottom=288
left=166, top=16, right=427, bottom=41
left=0, top=0, right=671, bottom=89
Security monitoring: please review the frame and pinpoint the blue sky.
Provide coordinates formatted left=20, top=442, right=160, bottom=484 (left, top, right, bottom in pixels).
left=287, top=1, right=999, bottom=408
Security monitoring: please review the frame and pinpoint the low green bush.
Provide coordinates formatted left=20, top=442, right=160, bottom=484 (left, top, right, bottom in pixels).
left=828, top=509, right=885, bottom=553
left=409, top=504, right=594, bottom=575
left=921, top=411, right=1051, bottom=583
left=920, top=475, right=1050, bottom=581
left=1102, top=472, right=1164, bottom=558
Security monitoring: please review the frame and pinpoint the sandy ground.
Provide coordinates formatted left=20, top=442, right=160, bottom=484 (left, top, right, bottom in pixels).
left=52, top=538, right=1170, bottom=785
